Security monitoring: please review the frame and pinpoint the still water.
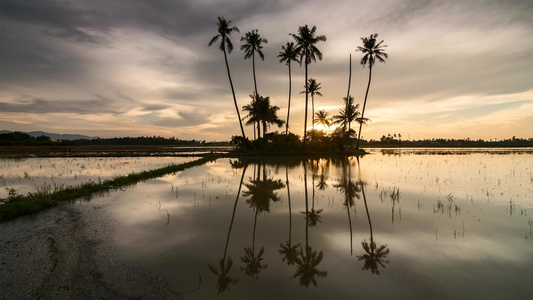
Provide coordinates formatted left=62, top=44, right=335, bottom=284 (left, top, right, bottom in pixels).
left=78, top=148, right=533, bottom=299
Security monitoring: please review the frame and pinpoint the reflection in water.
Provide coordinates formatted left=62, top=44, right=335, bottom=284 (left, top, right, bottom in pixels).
left=292, top=161, right=328, bottom=287
left=208, top=161, right=248, bottom=294
left=357, top=180, right=390, bottom=275
left=334, top=157, right=360, bottom=255
left=279, top=165, right=300, bottom=265
left=241, top=161, right=285, bottom=278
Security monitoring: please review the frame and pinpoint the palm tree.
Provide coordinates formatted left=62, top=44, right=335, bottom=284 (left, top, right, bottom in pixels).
left=242, top=94, right=285, bottom=141
left=209, top=17, right=247, bottom=143
left=355, top=33, right=388, bottom=149
left=242, top=93, right=262, bottom=139
left=300, top=78, right=322, bottom=130
left=291, top=25, right=326, bottom=149
left=278, top=42, right=300, bottom=136
left=332, top=96, right=358, bottom=132
left=241, top=30, right=268, bottom=99
left=314, top=110, right=331, bottom=130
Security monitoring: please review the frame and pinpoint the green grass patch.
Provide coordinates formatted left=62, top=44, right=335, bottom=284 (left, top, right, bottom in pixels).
left=0, top=154, right=219, bottom=222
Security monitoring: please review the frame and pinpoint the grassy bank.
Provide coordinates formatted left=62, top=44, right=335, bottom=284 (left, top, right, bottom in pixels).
left=0, top=154, right=219, bottom=222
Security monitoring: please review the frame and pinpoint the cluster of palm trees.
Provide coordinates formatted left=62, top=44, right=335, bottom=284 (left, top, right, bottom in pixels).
left=209, top=16, right=388, bottom=150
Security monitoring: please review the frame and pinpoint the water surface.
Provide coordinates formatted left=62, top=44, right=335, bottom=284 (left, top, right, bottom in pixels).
left=57, top=149, right=533, bottom=298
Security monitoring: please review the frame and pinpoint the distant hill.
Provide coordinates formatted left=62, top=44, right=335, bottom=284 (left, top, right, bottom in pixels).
left=0, top=130, right=98, bottom=140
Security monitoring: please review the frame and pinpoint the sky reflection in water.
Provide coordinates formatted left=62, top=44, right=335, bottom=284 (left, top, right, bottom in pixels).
left=91, top=149, right=533, bottom=299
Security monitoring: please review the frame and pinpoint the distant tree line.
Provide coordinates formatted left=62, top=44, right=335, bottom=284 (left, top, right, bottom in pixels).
left=0, top=132, right=229, bottom=146
left=363, top=134, right=533, bottom=147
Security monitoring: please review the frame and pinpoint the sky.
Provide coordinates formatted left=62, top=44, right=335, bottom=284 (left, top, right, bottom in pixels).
left=1, top=0, right=532, bottom=141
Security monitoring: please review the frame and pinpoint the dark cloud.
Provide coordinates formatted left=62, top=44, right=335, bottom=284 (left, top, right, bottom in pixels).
left=0, top=95, right=121, bottom=115
left=153, top=111, right=211, bottom=127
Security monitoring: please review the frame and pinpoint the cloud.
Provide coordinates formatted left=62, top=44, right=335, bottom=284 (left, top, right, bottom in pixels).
left=0, top=95, right=121, bottom=115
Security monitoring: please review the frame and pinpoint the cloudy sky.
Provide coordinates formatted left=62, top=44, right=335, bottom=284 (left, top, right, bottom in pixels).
left=1, top=0, right=532, bottom=141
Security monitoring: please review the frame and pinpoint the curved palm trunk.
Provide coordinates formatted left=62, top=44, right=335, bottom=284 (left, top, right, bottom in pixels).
left=285, top=62, right=292, bottom=136
left=252, top=52, right=259, bottom=141
left=286, top=166, right=292, bottom=243
left=223, top=43, right=247, bottom=143
left=303, top=50, right=309, bottom=150
left=356, top=65, right=372, bottom=149
left=345, top=54, right=352, bottom=135
left=223, top=163, right=248, bottom=260
left=362, top=182, right=373, bottom=245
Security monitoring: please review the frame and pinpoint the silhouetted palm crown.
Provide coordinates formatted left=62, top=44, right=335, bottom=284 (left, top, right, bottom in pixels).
left=291, top=25, right=327, bottom=65
left=278, top=42, right=300, bottom=66
left=241, top=29, right=268, bottom=60
left=209, top=17, right=240, bottom=53
left=356, top=33, right=388, bottom=68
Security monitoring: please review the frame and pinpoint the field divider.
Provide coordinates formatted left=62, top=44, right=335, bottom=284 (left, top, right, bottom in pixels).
left=0, top=154, right=220, bottom=222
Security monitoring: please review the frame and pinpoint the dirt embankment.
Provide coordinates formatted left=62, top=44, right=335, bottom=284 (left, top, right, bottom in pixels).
left=0, top=202, right=177, bottom=299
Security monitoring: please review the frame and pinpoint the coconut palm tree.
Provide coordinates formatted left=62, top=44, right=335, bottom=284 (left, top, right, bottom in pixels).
left=209, top=17, right=247, bottom=144
left=332, top=96, right=357, bottom=132
left=314, top=110, right=331, bottom=130
left=291, top=25, right=326, bottom=149
left=355, top=33, right=388, bottom=149
left=300, top=78, right=322, bottom=130
left=241, top=30, right=268, bottom=99
left=278, top=42, right=300, bottom=136
left=242, top=93, right=262, bottom=139
left=242, top=94, right=285, bottom=142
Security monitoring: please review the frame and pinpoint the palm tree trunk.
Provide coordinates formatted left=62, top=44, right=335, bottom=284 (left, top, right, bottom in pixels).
left=345, top=54, right=352, bottom=133
left=312, top=95, right=315, bottom=132
left=304, top=162, right=309, bottom=247
left=303, top=50, right=309, bottom=150
left=285, top=63, right=292, bottom=136
left=356, top=64, right=372, bottom=149
left=253, top=52, right=259, bottom=141
left=286, top=166, right=292, bottom=243
left=362, top=182, right=373, bottom=244
left=223, top=44, right=247, bottom=143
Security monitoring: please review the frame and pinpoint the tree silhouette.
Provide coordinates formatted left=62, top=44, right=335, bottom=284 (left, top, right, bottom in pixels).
left=334, top=158, right=361, bottom=254
left=278, top=42, right=300, bottom=136
left=240, top=29, right=268, bottom=98
left=242, top=94, right=284, bottom=142
left=314, top=110, right=331, bottom=130
left=355, top=33, right=388, bottom=149
left=291, top=25, right=326, bottom=149
left=209, top=17, right=247, bottom=144
left=300, top=78, right=323, bottom=131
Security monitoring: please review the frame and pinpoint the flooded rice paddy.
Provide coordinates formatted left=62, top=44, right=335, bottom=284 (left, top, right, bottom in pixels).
left=3, top=148, right=533, bottom=298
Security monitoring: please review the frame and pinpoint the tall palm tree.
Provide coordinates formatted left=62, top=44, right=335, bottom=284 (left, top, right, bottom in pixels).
left=278, top=42, right=300, bottom=136
left=355, top=33, right=388, bottom=149
left=241, top=30, right=268, bottom=99
left=209, top=16, right=247, bottom=143
left=300, top=78, right=322, bottom=130
left=291, top=25, right=326, bottom=149
left=314, top=110, right=331, bottom=130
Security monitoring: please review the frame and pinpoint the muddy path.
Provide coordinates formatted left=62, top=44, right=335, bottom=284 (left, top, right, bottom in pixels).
left=0, top=201, right=178, bottom=299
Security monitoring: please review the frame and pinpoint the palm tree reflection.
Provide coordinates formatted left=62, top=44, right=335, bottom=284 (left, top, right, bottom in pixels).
left=241, top=161, right=285, bottom=278
left=357, top=179, right=390, bottom=275
left=292, top=161, right=327, bottom=287
left=279, top=165, right=300, bottom=265
left=208, top=161, right=247, bottom=294
left=334, top=157, right=360, bottom=255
